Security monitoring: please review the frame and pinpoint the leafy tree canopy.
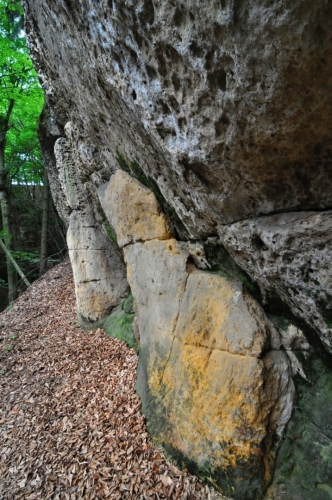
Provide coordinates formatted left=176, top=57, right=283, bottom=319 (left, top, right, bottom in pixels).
left=0, top=0, right=44, bottom=186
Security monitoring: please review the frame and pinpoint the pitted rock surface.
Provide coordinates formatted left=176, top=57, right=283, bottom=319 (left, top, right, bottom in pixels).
left=21, top=0, right=332, bottom=497
left=23, top=0, right=332, bottom=236
left=54, top=131, right=129, bottom=326
left=218, top=211, right=332, bottom=353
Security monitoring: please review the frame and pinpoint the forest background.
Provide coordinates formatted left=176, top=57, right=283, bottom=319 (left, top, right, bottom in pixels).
left=0, top=0, right=66, bottom=310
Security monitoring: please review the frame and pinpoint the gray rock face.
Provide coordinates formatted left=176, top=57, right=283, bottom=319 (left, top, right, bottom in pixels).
left=54, top=128, right=129, bottom=327
left=24, top=0, right=332, bottom=347
left=218, top=211, right=332, bottom=353
left=67, top=208, right=129, bottom=326
left=23, top=0, right=332, bottom=237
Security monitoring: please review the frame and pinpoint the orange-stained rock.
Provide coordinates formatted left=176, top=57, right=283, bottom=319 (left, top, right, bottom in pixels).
left=159, top=342, right=293, bottom=483
left=98, top=170, right=172, bottom=248
left=100, top=173, right=295, bottom=499
left=174, top=271, right=270, bottom=357
left=125, top=253, right=295, bottom=499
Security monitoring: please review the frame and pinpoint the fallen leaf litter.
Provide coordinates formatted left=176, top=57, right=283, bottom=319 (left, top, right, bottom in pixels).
left=0, top=259, right=228, bottom=500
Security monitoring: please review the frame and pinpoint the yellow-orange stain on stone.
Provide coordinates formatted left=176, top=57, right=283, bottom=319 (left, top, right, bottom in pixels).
left=147, top=271, right=276, bottom=474
left=174, top=272, right=267, bottom=357
left=163, top=345, right=267, bottom=464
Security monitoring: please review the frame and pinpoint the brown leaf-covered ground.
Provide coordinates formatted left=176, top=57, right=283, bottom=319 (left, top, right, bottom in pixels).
left=0, top=260, right=227, bottom=500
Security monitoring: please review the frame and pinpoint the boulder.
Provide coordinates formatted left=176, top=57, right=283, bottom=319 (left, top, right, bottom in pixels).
left=124, top=242, right=294, bottom=499
left=98, top=169, right=172, bottom=247
left=22, top=0, right=332, bottom=236
left=101, top=170, right=295, bottom=498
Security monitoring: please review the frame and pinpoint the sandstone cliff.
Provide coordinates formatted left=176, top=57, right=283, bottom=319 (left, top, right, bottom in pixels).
left=22, top=0, right=332, bottom=498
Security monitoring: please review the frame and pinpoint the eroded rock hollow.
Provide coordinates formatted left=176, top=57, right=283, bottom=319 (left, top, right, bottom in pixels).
left=23, top=0, right=332, bottom=498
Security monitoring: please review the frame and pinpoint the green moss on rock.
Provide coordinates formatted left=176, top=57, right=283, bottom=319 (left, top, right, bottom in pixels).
left=203, top=240, right=261, bottom=298
left=267, top=353, right=332, bottom=500
left=95, top=199, right=118, bottom=244
left=102, top=294, right=136, bottom=349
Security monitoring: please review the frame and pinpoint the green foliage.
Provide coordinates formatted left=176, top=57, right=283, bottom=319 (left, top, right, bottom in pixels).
left=0, top=277, right=7, bottom=287
left=0, top=228, right=9, bottom=239
left=0, top=0, right=44, bottom=186
left=12, top=249, right=40, bottom=264
left=0, top=1, right=64, bottom=309
left=104, top=219, right=117, bottom=243
left=4, top=344, right=13, bottom=352
left=122, top=294, right=134, bottom=314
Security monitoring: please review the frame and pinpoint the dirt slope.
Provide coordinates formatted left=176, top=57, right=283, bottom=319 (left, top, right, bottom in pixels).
left=0, top=260, right=227, bottom=500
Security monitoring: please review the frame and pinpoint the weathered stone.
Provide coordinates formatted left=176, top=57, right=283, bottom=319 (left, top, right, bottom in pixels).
left=173, top=271, right=270, bottom=357
left=23, top=0, right=332, bottom=236
left=275, top=320, right=310, bottom=352
left=38, top=105, right=68, bottom=226
left=53, top=126, right=130, bottom=327
left=267, top=316, right=309, bottom=380
left=180, top=241, right=211, bottom=269
left=98, top=170, right=172, bottom=248
left=218, top=211, right=332, bottom=353
left=96, top=166, right=295, bottom=497
left=123, top=238, right=189, bottom=364
left=153, top=273, right=294, bottom=500
left=21, top=0, right=332, bottom=496
left=124, top=237, right=294, bottom=498
left=67, top=209, right=129, bottom=327
left=54, top=137, right=83, bottom=212
left=158, top=346, right=293, bottom=499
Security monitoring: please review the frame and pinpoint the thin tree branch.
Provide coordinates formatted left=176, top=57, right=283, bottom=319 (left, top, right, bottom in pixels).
left=0, top=237, right=30, bottom=286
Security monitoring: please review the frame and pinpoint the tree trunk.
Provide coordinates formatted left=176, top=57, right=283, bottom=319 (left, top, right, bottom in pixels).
left=0, top=238, right=30, bottom=287
left=39, top=167, right=49, bottom=276
left=0, top=189, right=17, bottom=303
left=0, top=99, right=17, bottom=303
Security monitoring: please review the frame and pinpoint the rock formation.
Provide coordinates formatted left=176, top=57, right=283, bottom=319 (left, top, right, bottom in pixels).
left=218, top=212, right=332, bottom=354
left=22, top=0, right=332, bottom=498
left=99, top=171, right=295, bottom=499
